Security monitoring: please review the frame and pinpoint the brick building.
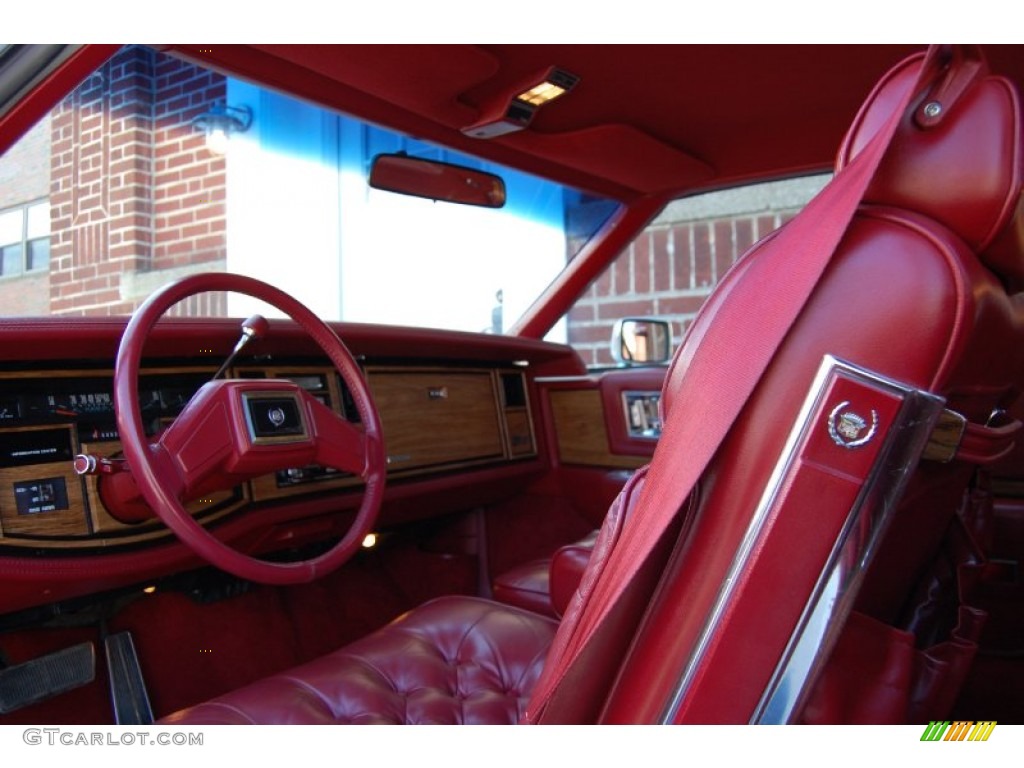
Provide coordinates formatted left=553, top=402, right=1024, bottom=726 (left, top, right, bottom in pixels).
left=0, top=46, right=227, bottom=317
left=0, top=113, right=51, bottom=315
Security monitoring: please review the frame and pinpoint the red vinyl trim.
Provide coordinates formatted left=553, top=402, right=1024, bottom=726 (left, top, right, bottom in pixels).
left=597, top=368, right=667, bottom=458
left=0, top=45, right=120, bottom=154
left=511, top=195, right=667, bottom=339
left=0, top=316, right=585, bottom=375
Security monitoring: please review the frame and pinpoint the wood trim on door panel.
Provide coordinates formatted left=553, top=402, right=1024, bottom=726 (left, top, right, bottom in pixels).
left=548, top=389, right=646, bottom=469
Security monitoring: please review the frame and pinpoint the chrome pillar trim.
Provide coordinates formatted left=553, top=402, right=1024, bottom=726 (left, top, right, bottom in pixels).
left=752, top=358, right=945, bottom=723
left=657, top=355, right=945, bottom=724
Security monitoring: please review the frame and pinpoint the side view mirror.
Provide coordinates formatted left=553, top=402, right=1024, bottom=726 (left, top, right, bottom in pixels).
left=369, top=153, right=506, bottom=208
left=611, top=318, right=673, bottom=365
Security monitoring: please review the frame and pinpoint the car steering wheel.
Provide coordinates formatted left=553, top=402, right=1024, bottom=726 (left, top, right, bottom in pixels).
left=114, top=272, right=386, bottom=585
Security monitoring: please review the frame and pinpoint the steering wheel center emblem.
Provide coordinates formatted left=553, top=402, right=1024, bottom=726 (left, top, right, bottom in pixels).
left=827, top=401, right=878, bottom=449
left=267, top=407, right=287, bottom=428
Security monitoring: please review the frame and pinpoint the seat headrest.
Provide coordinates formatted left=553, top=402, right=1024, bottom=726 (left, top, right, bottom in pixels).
left=836, top=47, right=1024, bottom=291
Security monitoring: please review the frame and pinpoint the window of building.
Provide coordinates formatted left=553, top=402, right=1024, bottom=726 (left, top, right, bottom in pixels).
left=0, top=201, right=50, bottom=278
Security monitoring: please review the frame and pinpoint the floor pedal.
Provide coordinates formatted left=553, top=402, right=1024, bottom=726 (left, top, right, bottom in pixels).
left=0, top=642, right=95, bottom=714
left=105, top=631, right=153, bottom=725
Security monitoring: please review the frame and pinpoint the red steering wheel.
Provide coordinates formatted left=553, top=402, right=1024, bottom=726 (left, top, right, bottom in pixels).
left=114, top=273, right=386, bottom=585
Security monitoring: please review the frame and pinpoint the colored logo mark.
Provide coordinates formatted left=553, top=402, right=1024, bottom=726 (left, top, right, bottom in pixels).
left=920, top=721, right=996, bottom=742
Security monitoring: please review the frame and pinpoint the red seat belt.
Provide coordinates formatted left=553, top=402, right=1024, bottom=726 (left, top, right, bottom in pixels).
left=525, top=44, right=967, bottom=723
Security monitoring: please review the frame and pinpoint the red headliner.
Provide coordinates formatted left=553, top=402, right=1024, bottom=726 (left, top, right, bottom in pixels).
left=167, top=44, right=1024, bottom=201
left=5, top=45, right=1024, bottom=205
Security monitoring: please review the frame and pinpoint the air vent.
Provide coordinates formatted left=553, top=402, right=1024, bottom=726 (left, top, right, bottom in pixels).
left=501, top=372, right=527, bottom=408
left=336, top=374, right=360, bottom=423
left=498, top=371, right=535, bottom=458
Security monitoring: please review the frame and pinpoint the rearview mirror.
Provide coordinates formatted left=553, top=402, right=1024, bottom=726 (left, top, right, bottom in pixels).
left=369, top=153, right=506, bottom=208
left=611, top=318, right=673, bottom=365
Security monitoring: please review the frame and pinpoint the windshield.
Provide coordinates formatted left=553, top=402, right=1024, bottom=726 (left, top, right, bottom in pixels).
left=0, top=45, right=620, bottom=334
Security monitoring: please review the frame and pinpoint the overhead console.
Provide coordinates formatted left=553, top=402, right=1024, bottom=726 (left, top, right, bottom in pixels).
left=0, top=362, right=537, bottom=552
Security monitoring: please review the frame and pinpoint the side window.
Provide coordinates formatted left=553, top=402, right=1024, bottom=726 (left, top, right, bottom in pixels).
left=564, top=175, right=830, bottom=368
left=0, top=200, right=50, bottom=277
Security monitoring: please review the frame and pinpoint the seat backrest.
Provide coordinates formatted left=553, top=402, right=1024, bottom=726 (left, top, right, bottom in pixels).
left=533, top=46, right=1024, bottom=724
left=829, top=46, right=1024, bottom=629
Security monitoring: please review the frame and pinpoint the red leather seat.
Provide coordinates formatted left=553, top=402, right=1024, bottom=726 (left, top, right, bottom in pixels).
left=164, top=47, right=1024, bottom=725
left=492, top=532, right=598, bottom=618
left=585, top=47, right=1024, bottom=725
left=162, top=597, right=556, bottom=724
left=491, top=559, right=553, bottom=617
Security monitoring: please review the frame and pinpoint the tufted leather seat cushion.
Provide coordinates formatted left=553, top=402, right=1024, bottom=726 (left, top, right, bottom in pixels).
left=161, top=596, right=557, bottom=724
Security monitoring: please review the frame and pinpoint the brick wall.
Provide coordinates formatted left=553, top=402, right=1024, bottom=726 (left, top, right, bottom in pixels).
left=152, top=56, right=227, bottom=279
left=0, top=273, right=49, bottom=315
left=0, top=116, right=50, bottom=208
left=567, top=176, right=828, bottom=367
left=48, top=46, right=227, bottom=317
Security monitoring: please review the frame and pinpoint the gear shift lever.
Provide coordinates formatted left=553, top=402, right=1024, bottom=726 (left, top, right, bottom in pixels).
left=213, top=314, right=269, bottom=380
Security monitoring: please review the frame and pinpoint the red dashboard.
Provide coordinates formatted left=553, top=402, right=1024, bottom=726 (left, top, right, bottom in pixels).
left=0, top=315, right=663, bottom=616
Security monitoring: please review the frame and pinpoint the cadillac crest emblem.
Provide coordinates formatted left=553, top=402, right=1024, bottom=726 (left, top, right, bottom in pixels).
left=827, top=400, right=878, bottom=449
left=267, top=407, right=288, bottom=428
